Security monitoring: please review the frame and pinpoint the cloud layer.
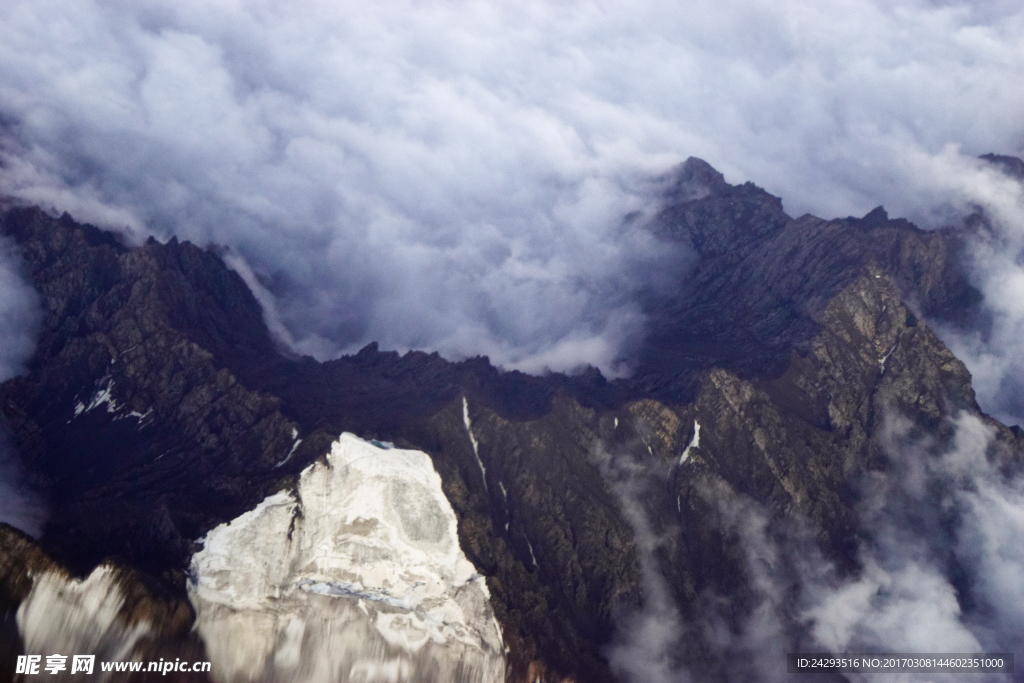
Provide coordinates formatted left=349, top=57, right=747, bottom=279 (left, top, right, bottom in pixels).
left=1, top=0, right=1023, bottom=376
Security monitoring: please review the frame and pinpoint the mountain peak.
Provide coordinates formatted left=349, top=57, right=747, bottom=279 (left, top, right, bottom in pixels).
left=859, top=205, right=889, bottom=226
left=980, top=152, right=1024, bottom=180
left=663, top=157, right=730, bottom=201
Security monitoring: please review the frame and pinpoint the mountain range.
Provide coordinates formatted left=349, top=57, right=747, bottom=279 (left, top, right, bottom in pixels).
left=1, top=156, right=1022, bottom=682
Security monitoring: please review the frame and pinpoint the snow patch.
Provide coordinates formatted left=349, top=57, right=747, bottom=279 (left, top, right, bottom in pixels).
left=524, top=535, right=539, bottom=570
left=70, top=376, right=152, bottom=427
left=76, top=376, right=119, bottom=415
left=189, top=432, right=504, bottom=683
left=879, top=341, right=898, bottom=373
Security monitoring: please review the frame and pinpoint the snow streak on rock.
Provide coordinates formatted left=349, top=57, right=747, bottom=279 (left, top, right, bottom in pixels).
left=188, top=432, right=504, bottom=683
left=462, top=397, right=488, bottom=493
left=678, top=421, right=700, bottom=465
left=70, top=375, right=154, bottom=427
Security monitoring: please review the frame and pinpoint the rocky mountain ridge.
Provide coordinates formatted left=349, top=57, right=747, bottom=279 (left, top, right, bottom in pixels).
left=1, top=157, right=1022, bottom=682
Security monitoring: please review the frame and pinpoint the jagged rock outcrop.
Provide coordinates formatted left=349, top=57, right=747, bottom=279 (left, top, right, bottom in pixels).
left=406, top=394, right=642, bottom=681
left=1, top=156, right=1022, bottom=682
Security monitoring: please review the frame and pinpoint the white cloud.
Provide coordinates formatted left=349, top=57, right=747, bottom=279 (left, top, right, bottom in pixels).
left=1, top=0, right=1022, bottom=374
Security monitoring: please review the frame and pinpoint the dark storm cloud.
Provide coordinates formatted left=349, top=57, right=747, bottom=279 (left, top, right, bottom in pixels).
left=1, top=0, right=1022, bottom=376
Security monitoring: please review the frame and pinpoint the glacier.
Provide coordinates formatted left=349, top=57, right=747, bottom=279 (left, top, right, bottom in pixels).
left=187, top=432, right=505, bottom=683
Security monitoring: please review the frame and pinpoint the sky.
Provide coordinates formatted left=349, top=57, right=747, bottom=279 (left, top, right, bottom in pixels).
left=0, top=0, right=1022, bottom=383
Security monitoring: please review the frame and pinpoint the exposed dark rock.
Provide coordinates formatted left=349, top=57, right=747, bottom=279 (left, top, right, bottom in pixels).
left=404, top=394, right=643, bottom=683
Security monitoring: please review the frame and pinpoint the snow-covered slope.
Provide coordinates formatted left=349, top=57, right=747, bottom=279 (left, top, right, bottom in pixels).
left=188, top=433, right=505, bottom=683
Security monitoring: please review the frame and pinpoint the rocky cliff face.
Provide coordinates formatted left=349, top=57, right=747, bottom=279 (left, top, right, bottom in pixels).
left=0, top=158, right=1021, bottom=682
